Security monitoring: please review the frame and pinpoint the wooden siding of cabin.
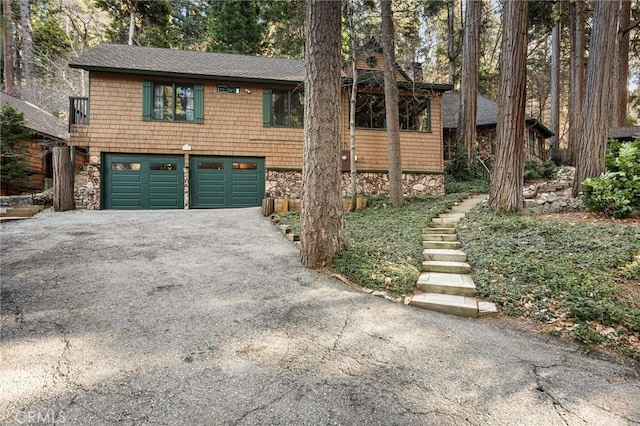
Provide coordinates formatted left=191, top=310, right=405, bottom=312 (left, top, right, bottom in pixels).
left=70, top=72, right=443, bottom=174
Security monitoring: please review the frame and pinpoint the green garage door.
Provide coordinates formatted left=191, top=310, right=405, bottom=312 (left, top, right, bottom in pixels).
left=190, top=156, right=265, bottom=208
left=104, top=153, right=184, bottom=209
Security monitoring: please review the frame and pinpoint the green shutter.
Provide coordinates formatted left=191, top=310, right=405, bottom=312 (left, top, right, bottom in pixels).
left=142, top=80, right=153, bottom=121
left=262, top=89, right=272, bottom=126
left=194, top=84, right=204, bottom=124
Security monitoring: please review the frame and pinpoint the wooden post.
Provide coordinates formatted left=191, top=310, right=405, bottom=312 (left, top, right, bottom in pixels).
left=53, top=146, right=75, bottom=211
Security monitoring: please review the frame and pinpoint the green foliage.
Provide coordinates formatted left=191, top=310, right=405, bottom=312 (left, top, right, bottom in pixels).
left=277, top=195, right=466, bottom=296
left=457, top=210, right=640, bottom=360
left=445, top=140, right=473, bottom=180
left=332, top=195, right=466, bottom=295
left=208, top=0, right=265, bottom=55
left=523, top=159, right=558, bottom=182
left=0, top=105, right=33, bottom=187
left=96, top=0, right=178, bottom=47
left=444, top=173, right=490, bottom=194
left=582, top=139, right=640, bottom=219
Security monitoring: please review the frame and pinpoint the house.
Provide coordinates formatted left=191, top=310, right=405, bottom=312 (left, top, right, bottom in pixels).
left=609, top=126, right=640, bottom=142
left=441, top=91, right=554, bottom=167
left=0, top=92, right=86, bottom=195
left=68, top=43, right=451, bottom=210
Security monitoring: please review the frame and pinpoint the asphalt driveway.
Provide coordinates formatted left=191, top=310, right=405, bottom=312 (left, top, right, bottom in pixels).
left=1, top=207, right=639, bottom=425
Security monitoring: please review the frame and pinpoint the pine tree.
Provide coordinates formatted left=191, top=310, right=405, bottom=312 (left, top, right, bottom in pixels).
left=0, top=105, right=33, bottom=187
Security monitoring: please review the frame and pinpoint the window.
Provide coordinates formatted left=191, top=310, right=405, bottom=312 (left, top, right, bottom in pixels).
left=528, top=130, right=536, bottom=155
left=112, top=162, right=140, bottom=171
left=150, top=163, right=177, bottom=171
left=538, top=135, right=545, bottom=160
left=142, top=81, right=203, bottom=123
left=262, top=89, right=304, bottom=127
left=355, top=93, right=431, bottom=132
left=218, top=86, right=240, bottom=94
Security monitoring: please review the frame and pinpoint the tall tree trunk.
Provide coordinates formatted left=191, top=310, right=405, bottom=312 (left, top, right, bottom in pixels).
left=549, top=4, right=561, bottom=160
left=447, top=0, right=455, bottom=86
left=457, top=0, right=481, bottom=166
left=2, top=0, right=17, bottom=96
left=488, top=0, right=528, bottom=213
left=380, top=0, right=403, bottom=208
left=19, top=0, right=34, bottom=87
left=568, top=0, right=585, bottom=166
left=300, top=0, right=344, bottom=268
left=613, top=0, right=630, bottom=127
left=53, top=147, right=75, bottom=212
left=128, top=1, right=136, bottom=46
left=348, top=64, right=358, bottom=213
left=573, top=0, right=619, bottom=196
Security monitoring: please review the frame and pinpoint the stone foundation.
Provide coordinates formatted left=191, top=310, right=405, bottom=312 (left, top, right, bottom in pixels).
left=75, top=165, right=101, bottom=210
left=266, top=170, right=444, bottom=198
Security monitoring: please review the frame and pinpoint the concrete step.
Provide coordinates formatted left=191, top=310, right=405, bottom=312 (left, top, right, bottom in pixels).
left=421, top=233, right=458, bottom=242
left=423, top=241, right=461, bottom=249
left=422, top=260, right=471, bottom=274
left=423, top=248, right=467, bottom=262
left=427, top=222, right=457, bottom=229
left=423, top=227, right=457, bottom=234
left=0, top=206, right=44, bottom=217
left=410, top=292, right=478, bottom=318
left=431, top=217, right=460, bottom=225
left=417, top=272, right=476, bottom=296
left=439, top=212, right=466, bottom=219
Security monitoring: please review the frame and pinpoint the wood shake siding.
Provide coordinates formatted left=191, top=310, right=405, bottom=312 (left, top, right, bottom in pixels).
left=70, top=72, right=443, bottom=173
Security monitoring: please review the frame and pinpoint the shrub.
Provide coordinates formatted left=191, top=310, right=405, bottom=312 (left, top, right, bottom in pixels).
left=524, top=159, right=558, bottom=182
left=582, top=139, right=640, bottom=218
left=0, top=105, right=33, bottom=187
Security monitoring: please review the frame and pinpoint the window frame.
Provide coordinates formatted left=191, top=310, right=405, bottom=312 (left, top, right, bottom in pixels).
left=354, top=92, right=432, bottom=133
left=262, top=88, right=304, bottom=128
left=143, top=80, right=203, bottom=124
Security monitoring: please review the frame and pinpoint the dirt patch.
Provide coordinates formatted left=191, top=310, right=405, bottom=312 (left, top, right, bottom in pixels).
left=538, top=211, right=640, bottom=227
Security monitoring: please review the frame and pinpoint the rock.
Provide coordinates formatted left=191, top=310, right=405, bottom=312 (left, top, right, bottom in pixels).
left=412, top=183, right=426, bottom=191
left=549, top=201, right=562, bottom=213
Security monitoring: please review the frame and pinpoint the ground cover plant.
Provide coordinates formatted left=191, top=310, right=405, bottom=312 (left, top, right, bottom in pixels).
left=278, top=195, right=466, bottom=296
left=457, top=209, right=640, bottom=361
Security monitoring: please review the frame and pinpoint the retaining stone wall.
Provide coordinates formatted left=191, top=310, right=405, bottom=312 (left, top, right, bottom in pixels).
left=266, top=170, right=444, bottom=198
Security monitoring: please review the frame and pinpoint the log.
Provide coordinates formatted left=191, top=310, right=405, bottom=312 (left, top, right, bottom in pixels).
left=53, top=146, right=75, bottom=211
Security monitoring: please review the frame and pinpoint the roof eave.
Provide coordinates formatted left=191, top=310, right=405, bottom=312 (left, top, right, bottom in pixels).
left=70, top=64, right=304, bottom=86
left=341, top=77, right=452, bottom=92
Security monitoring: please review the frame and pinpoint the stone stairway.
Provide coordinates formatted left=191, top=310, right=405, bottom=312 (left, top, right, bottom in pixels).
left=409, top=195, right=497, bottom=318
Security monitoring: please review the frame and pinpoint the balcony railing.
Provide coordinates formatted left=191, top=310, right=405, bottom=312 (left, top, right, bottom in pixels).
left=69, top=97, right=89, bottom=129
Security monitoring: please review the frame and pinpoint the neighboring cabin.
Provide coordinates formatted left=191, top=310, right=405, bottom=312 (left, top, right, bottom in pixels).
left=441, top=92, right=554, bottom=167
left=609, top=126, right=640, bottom=142
left=0, top=92, right=86, bottom=196
left=68, top=43, right=452, bottom=210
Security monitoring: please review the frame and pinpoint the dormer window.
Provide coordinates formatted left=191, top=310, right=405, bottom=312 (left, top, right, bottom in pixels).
left=366, top=56, right=377, bottom=68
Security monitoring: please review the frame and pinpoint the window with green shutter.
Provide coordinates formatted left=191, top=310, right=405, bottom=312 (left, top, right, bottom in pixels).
left=142, top=80, right=203, bottom=123
left=262, top=88, right=303, bottom=128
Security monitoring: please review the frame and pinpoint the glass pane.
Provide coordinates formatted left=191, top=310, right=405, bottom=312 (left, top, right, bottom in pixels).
left=198, top=162, right=224, bottom=169
left=370, top=94, right=386, bottom=129
left=174, top=85, right=193, bottom=122
left=112, top=162, right=141, bottom=171
left=355, top=93, right=373, bottom=128
left=290, top=91, right=304, bottom=127
left=272, top=91, right=289, bottom=126
left=150, top=163, right=177, bottom=171
left=232, top=162, right=257, bottom=170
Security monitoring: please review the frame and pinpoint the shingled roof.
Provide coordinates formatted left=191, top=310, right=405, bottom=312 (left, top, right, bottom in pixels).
left=442, top=91, right=554, bottom=138
left=70, top=43, right=306, bottom=84
left=609, top=126, right=640, bottom=141
left=0, top=92, right=68, bottom=141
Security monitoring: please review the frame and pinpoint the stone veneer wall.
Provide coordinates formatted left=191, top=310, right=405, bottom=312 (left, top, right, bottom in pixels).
left=76, top=165, right=101, bottom=210
left=266, top=170, right=444, bottom=198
